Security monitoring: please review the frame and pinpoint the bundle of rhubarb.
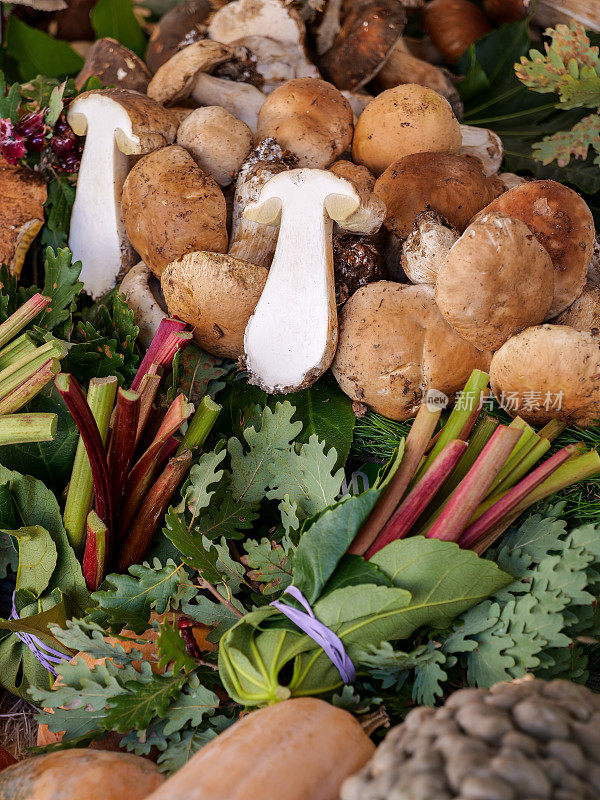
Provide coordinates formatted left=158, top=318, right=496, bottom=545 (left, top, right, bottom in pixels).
left=351, top=368, right=600, bottom=559
left=57, top=317, right=221, bottom=590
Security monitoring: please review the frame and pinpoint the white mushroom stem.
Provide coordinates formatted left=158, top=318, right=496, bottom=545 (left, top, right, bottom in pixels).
left=191, top=74, right=266, bottom=131
left=120, top=261, right=168, bottom=348
left=459, top=124, right=504, bottom=177
left=68, top=96, right=136, bottom=299
left=243, top=168, right=361, bottom=392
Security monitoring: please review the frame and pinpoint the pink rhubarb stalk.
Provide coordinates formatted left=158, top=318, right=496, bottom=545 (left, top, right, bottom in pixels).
left=131, top=318, right=187, bottom=391
left=117, top=449, right=193, bottom=570
left=366, top=439, right=467, bottom=559
left=83, top=511, right=108, bottom=591
left=55, top=372, right=112, bottom=533
left=107, top=388, right=140, bottom=512
left=135, top=370, right=162, bottom=447
left=426, top=425, right=522, bottom=543
left=349, top=401, right=442, bottom=556
left=0, top=293, right=50, bottom=349
left=0, top=357, right=60, bottom=414
left=459, top=444, right=579, bottom=548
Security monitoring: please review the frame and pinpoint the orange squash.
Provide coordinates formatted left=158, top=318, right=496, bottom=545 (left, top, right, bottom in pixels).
left=144, top=698, right=375, bottom=800
left=0, top=749, right=164, bottom=800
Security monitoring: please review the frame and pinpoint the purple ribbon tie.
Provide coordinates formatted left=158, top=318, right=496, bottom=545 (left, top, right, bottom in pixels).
left=10, top=592, right=69, bottom=676
left=270, top=585, right=356, bottom=684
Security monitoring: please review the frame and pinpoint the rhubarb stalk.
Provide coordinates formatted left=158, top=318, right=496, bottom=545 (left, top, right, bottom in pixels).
left=179, top=395, right=221, bottom=454
left=135, top=370, right=162, bottom=446
left=0, top=357, right=60, bottom=414
left=459, top=444, right=579, bottom=548
left=119, top=394, right=194, bottom=536
left=471, top=449, right=600, bottom=555
left=58, top=374, right=116, bottom=554
left=414, top=369, right=489, bottom=482
left=117, top=449, right=193, bottom=570
left=426, top=425, right=522, bottom=542
left=0, top=293, right=50, bottom=349
left=436, top=415, right=499, bottom=503
left=366, top=440, right=467, bottom=558
left=0, top=341, right=67, bottom=400
left=0, top=413, right=57, bottom=445
left=107, top=388, right=140, bottom=511
left=131, top=318, right=187, bottom=391
left=349, top=401, right=441, bottom=556
left=83, top=510, right=108, bottom=591
left=0, top=332, right=36, bottom=372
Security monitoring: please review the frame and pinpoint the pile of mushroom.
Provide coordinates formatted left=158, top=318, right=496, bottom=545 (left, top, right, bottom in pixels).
left=65, top=0, right=598, bottom=426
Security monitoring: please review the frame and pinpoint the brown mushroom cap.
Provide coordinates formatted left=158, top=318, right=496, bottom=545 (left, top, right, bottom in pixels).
left=68, top=88, right=178, bottom=154
left=424, top=0, right=492, bottom=63
left=490, top=324, right=600, bottom=427
left=76, top=38, right=151, bottom=92
left=556, top=285, right=600, bottom=333
left=319, top=0, right=406, bottom=91
left=146, top=0, right=214, bottom=74
left=121, top=145, right=228, bottom=277
left=147, top=40, right=234, bottom=106
left=161, top=251, right=268, bottom=358
left=435, top=212, right=555, bottom=351
left=476, top=180, right=596, bottom=318
left=332, top=281, right=491, bottom=420
left=352, top=84, right=462, bottom=176
left=254, top=77, right=353, bottom=169
left=374, top=151, right=504, bottom=239
left=0, top=160, right=47, bottom=277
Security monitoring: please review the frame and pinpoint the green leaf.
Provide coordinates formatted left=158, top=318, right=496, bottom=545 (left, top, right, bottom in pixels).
left=0, top=532, right=18, bottom=579
left=0, top=73, right=21, bottom=123
left=531, top=113, right=600, bottom=167
left=370, top=538, right=513, bottom=630
left=267, top=434, right=344, bottom=521
left=5, top=17, right=84, bottom=81
left=320, top=554, right=392, bottom=595
left=0, top=599, right=68, bottom=652
left=242, top=537, right=294, bottom=596
left=193, top=487, right=260, bottom=541
left=9, top=525, right=57, bottom=598
left=280, top=379, right=355, bottom=469
left=0, top=265, right=38, bottom=325
left=91, top=0, right=147, bottom=57
left=41, top=176, right=76, bottom=252
left=162, top=674, right=220, bottom=736
left=37, top=247, right=84, bottom=335
left=103, top=673, right=185, bottom=733
left=185, top=449, right=227, bottom=520
left=89, top=559, right=190, bottom=634
left=293, top=489, right=381, bottom=603
left=182, top=594, right=245, bottom=642
left=51, top=619, right=143, bottom=664
left=157, top=620, right=197, bottom=674
left=228, top=401, right=302, bottom=502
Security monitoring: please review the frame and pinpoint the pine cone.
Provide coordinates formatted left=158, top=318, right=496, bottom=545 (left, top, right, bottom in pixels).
left=342, top=679, right=600, bottom=800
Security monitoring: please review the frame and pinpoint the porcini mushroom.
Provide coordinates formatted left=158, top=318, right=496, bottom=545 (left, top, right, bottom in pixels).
left=374, top=151, right=504, bottom=239
left=319, top=0, right=406, bottom=91
left=401, top=211, right=458, bottom=284
left=556, top=286, right=600, bottom=333
left=120, top=262, right=169, bottom=348
left=332, top=282, right=492, bottom=420
left=146, top=0, right=215, bottom=74
left=0, top=161, right=47, bottom=277
left=76, top=38, right=152, bottom=91
left=147, top=40, right=266, bottom=131
left=243, top=168, right=375, bottom=392
left=121, top=145, right=228, bottom=277
left=162, top=252, right=268, bottom=359
left=490, top=325, right=600, bottom=427
left=423, top=0, right=492, bottom=63
left=459, top=124, right=504, bottom=176
left=230, top=35, right=319, bottom=92
left=176, top=107, right=252, bottom=186
left=67, top=88, right=177, bottom=299
left=328, top=160, right=386, bottom=235
left=352, top=84, right=462, bottom=176
left=435, top=212, right=555, bottom=351
left=478, top=180, right=596, bottom=317
left=587, top=236, right=600, bottom=287
left=254, top=78, right=353, bottom=169
left=228, top=138, right=297, bottom=268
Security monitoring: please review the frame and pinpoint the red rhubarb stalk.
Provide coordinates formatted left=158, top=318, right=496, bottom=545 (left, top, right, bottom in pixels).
left=349, top=402, right=442, bottom=555
left=119, top=394, right=194, bottom=536
left=117, top=449, right=193, bottom=570
left=135, top=370, right=162, bottom=446
left=366, top=439, right=467, bottom=559
left=55, top=373, right=112, bottom=533
left=107, top=388, right=140, bottom=511
left=459, top=444, right=578, bottom=548
left=426, top=425, right=522, bottom=543
left=131, top=318, right=187, bottom=391
left=82, top=511, right=108, bottom=591
left=0, top=293, right=50, bottom=349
